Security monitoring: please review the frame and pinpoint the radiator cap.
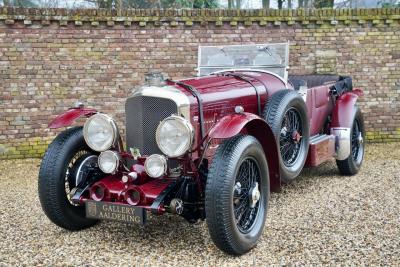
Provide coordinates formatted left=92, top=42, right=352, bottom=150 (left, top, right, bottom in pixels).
left=145, top=71, right=165, bottom=86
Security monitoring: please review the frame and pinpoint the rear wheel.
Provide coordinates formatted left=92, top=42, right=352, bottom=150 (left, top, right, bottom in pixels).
left=205, top=135, right=269, bottom=255
left=263, top=90, right=309, bottom=182
left=38, top=127, right=99, bottom=230
left=336, top=109, right=365, bottom=175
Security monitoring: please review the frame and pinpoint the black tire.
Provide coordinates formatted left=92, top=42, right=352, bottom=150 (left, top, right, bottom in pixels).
left=38, top=126, right=98, bottom=230
left=205, top=135, right=269, bottom=255
left=263, top=89, right=309, bottom=183
left=336, top=108, right=365, bottom=175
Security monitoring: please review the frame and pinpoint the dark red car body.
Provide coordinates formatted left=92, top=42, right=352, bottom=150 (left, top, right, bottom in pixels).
left=41, top=43, right=365, bottom=255
left=49, top=70, right=362, bottom=211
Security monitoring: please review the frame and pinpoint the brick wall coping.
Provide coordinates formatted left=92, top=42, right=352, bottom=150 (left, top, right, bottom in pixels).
left=0, top=7, right=399, bottom=27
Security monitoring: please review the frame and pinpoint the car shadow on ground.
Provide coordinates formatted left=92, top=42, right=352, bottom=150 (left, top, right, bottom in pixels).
left=76, top=159, right=343, bottom=258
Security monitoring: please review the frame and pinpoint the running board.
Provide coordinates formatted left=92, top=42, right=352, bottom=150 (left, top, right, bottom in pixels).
left=305, top=134, right=336, bottom=167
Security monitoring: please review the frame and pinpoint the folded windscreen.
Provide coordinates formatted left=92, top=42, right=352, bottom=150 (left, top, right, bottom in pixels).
left=198, top=42, right=289, bottom=81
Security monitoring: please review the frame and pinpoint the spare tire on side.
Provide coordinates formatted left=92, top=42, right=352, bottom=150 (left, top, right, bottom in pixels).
left=263, top=89, right=309, bottom=183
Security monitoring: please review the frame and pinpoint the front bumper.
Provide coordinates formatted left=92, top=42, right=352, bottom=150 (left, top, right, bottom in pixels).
left=73, top=173, right=178, bottom=215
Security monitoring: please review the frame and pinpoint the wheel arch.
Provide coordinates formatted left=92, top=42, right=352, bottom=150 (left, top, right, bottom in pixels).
left=331, top=91, right=362, bottom=128
left=330, top=90, right=363, bottom=161
left=208, top=113, right=281, bottom=192
left=48, top=108, right=97, bottom=129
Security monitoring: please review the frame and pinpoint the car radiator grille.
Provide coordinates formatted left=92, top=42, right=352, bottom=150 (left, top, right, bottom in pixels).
left=125, top=95, right=178, bottom=156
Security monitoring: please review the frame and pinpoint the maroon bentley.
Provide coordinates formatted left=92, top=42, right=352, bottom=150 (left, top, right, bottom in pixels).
left=39, top=43, right=365, bottom=255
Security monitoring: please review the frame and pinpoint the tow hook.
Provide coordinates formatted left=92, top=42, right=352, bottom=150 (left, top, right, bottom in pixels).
left=170, top=198, right=184, bottom=215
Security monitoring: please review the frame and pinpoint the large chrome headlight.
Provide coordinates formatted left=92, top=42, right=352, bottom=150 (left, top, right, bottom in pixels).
left=156, top=115, right=194, bottom=158
left=83, top=113, right=118, bottom=152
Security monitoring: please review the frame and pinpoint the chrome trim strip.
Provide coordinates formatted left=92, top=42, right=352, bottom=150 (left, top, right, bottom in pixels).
left=129, top=85, right=191, bottom=120
left=309, top=134, right=331, bottom=145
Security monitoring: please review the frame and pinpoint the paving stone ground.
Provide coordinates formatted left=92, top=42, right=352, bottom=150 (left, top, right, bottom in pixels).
left=0, top=143, right=399, bottom=266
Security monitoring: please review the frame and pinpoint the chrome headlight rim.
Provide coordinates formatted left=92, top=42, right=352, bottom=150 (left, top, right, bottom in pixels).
left=144, top=154, right=167, bottom=178
left=83, top=113, right=118, bottom=152
left=98, top=150, right=120, bottom=174
left=155, top=115, right=194, bottom=158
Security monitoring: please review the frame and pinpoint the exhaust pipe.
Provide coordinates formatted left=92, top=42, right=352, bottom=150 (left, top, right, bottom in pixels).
left=90, top=184, right=106, bottom=201
left=124, top=187, right=142, bottom=205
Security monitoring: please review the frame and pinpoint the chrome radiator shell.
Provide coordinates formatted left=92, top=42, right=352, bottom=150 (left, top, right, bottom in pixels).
left=125, top=86, right=190, bottom=156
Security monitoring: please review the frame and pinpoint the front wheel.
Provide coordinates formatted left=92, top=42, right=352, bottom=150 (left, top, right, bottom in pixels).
left=38, top=126, right=99, bottom=230
left=205, top=135, right=269, bottom=255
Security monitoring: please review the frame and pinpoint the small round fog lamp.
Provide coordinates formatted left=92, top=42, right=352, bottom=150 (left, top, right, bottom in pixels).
left=98, top=150, right=120, bottom=174
left=144, top=154, right=167, bottom=178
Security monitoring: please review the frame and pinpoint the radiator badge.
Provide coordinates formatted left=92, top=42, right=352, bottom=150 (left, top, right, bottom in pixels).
left=87, top=201, right=97, bottom=217
left=130, top=147, right=141, bottom=160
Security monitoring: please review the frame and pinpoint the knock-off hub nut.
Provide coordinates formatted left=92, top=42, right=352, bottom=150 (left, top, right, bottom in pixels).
left=249, top=182, right=260, bottom=208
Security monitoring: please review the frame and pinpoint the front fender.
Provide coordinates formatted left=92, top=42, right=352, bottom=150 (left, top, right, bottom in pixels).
left=208, top=112, right=262, bottom=139
left=208, top=112, right=281, bottom=192
left=48, top=108, right=97, bottom=129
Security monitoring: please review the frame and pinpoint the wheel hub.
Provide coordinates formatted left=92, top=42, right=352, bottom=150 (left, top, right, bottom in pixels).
left=279, top=108, right=303, bottom=167
left=249, top=182, right=260, bottom=208
left=233, top=158, right=262, bottom=234
left=292, top=131, right=302, bottom=143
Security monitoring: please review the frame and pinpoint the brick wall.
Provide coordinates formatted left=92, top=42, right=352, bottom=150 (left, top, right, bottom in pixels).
left=0, top=8, right=399, bottom=159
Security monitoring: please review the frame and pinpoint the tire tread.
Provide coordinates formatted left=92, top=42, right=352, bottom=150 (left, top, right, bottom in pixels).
left=38, top=127, right=97, bottom=230
left=262, top=89, right=310, bottom=182
left=206, top=135, right=243, bottom=255
left=205, top=135, right=268, bottom=255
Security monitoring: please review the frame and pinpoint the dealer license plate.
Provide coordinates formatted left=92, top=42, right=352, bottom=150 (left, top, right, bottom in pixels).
left=85, top=200, right=146, bottom=224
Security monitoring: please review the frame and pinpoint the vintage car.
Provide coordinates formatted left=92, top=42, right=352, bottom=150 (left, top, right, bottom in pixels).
left=38, top=43, right=365, bottom=255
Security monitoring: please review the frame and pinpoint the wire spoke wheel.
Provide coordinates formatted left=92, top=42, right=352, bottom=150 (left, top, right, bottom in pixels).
left=205, top=135, right=269, bottom=255
left=233, top=158, right=261, bottom=234
left=263, top=90, right=309, bottom=182
left=279, top=107, right=303, bottom=167
left=65, top=150, right=88, bottom=201
left=65, top=150, right=98, bottom=205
